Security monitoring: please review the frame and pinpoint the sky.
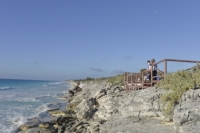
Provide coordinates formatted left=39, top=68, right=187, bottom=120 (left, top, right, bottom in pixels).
left=1, top=0, right=200, bottom=80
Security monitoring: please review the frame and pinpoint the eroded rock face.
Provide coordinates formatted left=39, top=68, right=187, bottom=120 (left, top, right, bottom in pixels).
left=18, top=127, right=53, bottom=133
left=97, top=86, right=168, bottom=120
left=82, top=81, right=171, bottom=126
left=17, top=81, right=176, bottom=133
left=39, top=123, right=49, bottom=128
left=95, top=89, right=107, bottom=99
left=74, top=98, right=96, bottom=119
left=48, top=109, right=68, bottom=116
left=18, top=117, right=40, bottom=131
left=173, top=89, right=200, bottom=133
left=119, top=88, right=168, bottom=119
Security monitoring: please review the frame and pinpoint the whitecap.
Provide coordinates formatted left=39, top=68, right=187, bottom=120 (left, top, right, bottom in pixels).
left=0, top=87, right=13, bottom=90
left=43, top=84, right=48, bottom=87
left=47, top=82, right=62, bottom=85
left=35, top=103, right=49, bottom=113
left=0, top=113, right=28, bottom=133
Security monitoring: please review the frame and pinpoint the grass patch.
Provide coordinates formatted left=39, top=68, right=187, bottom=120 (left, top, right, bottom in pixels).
left=74, top=74, right=124, bottom=86
left=107, top=74, right=124, bottom=86
left=156, top=65, right=200, bottom=115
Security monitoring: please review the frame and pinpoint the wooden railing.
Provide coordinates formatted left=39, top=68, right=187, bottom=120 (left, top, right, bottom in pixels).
left=124, top=59, right=200, bottom=92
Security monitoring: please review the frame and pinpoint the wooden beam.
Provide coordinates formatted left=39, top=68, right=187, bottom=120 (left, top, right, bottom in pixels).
left=164, top=59, right=200, bottom=63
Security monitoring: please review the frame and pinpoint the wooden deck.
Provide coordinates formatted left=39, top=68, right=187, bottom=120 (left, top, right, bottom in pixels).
left=124, top=59, right=200, bottom=92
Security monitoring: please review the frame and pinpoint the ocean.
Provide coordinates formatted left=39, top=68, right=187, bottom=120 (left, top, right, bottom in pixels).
left=0, top=79, right=71, bottom=133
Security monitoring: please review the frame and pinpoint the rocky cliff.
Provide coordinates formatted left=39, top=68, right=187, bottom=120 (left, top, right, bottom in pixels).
left=18, top=80, right=200, bottom=133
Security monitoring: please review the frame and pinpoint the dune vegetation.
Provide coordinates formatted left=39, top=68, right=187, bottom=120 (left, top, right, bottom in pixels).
left=75, top=74, right=124, bottom=86
left=75, top=64, right=200, bottom=116
left=156, top=65, right=200, bottom=115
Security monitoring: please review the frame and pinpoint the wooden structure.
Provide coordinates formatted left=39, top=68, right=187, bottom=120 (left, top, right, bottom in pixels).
left=124, top=59, right=200, bottom=92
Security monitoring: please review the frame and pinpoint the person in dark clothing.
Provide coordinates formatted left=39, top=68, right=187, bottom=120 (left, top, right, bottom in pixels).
left=151, top=59, right=157, bottom=80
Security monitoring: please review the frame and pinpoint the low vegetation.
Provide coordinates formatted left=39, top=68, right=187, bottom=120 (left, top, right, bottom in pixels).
left=107, top=74, right=124, bottom=86
left=73, top=65, right=200, bottom=116
left=156, top=65, right=200, bottom=115
left=74, top=74, right=124, bottom=86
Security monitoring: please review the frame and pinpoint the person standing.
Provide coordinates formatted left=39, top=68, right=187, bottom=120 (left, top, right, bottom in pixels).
left=144, top=60, right=152, bottom=81
left=151, top=59, right=157, bottom=80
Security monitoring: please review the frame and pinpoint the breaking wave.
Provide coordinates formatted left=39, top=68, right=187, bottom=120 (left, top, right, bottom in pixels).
left=0, top=87, right=13, bottom=90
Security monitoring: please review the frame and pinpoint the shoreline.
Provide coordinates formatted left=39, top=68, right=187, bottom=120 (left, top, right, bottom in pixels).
left=17, top=80, right=175, bottom=133
left=16, top=81, right=77, bottom=133
left=17, top=80, right=200, bottom=133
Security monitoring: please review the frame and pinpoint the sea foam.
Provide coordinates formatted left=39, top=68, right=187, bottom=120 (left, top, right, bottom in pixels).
left=0, top=79, right=70, bottom=133
left=0, top=87, right=13, bottom=90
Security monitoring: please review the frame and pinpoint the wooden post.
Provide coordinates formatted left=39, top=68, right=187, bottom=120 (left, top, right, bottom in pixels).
left=124, top=72, right=126, bottom=91
left=131, top=73, right=133, bottom=92
left=142, top=72, right=144, bottom=89
left=164, top=60, right=167, bottom=76
left=151, top=67, right=153, bottom=86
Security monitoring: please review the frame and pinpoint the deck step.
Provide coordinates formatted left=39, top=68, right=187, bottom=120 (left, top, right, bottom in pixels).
left=152, top=80, right=159, bottom=83
left=141, top=86, right=150, bottom=88
left=143, top=83, right=151, bottom=85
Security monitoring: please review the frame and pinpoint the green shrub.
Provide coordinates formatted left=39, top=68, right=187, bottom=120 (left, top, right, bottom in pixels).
left=86, top=77, right=95, bottom=80
left=140, top=68, right=146, bottom=73
left=107, top=74, right=124, bottom=86
left=156, top=65, right=200, bottom=115
left=75, top=74, right=124, bottom=86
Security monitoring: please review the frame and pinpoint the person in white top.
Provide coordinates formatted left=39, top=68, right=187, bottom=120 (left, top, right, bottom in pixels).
left=144, top=60, right=152, bottom=81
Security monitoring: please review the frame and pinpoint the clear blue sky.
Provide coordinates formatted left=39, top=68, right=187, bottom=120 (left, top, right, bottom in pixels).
left=1, top=0, right=200, bottom=80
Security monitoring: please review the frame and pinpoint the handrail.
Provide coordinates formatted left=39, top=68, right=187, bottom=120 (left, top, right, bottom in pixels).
left=154, top=59, right=200, bottom=65
left=153, top=59, right=200, bottom=76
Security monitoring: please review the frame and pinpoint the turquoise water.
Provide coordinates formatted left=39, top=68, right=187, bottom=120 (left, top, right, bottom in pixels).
left=0, top=79, right=70, bottom=133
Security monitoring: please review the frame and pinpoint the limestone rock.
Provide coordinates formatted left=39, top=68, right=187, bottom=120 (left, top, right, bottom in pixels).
left=39, top=123, right=49, bottom=128
left=17, top=80, right=177, bottom=133
left=173, top=89, right=200, bottom=133
left=111, top=85, right=123, bottom=93
left=74, top=98, right=95, bottom=119
left=18, top=117, right=40, bottom=131
left=69, top=90, right=75, bottom=96
left=48, top=109, right=68, bottom=116
left=113, top=87, right=168, bottom=119
left=95, top=106, right=111, bottom=120
left=18, top=127, right=52, bottom=133
left=95, top=89, right=106, bottom=99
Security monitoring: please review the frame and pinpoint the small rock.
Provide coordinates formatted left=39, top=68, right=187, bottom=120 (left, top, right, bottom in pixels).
left=39, top=123, right=49, bottom=128
left=18, top=117, right=40, bottom=131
